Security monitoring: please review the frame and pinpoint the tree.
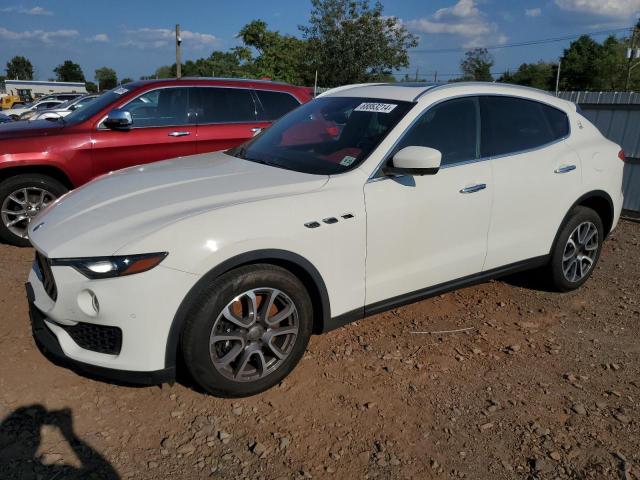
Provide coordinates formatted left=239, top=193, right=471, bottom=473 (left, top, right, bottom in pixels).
left=95, top=67, right=117, bottom=90
left=238, top=20, right=312, bottom=84
left=120, top=77, right=134, bottom=84
left=497, top=61, right=555, bottom=90
left=300, top=0, right=418, bottom=87
left=6, top=56, right=34, bottom=80
left=559, top=34, right=639, bottom=91
left=85, top=81, right=98, bottom=93
left=460, top=48, right=494, bottom=81
left=54, top=60, right=85, bottom=82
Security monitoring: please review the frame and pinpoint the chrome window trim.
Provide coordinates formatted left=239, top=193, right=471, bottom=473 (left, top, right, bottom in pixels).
left=367, top=93, right=572, bottom=182
left=96, top=84, right=276, bottom=130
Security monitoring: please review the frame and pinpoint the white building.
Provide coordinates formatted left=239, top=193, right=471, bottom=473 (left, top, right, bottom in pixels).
left=2, top=80, right=87, bottom=97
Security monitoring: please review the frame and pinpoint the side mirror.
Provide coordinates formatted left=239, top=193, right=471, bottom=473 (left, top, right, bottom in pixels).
left=382, top=146, right=442, bottom=176
left=104, top=108, right=133, bottom=130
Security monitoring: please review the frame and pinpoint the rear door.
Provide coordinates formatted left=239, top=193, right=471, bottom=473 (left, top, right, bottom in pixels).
left=91, top=87, right=197, bottom=175
left=194, top=87, right=270, bottom=154
left=254, top=89, right=303, bottom=121
left=480, top=96, right=581, bottom=269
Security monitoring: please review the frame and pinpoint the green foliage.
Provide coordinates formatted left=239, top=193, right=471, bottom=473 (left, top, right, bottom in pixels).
left=95, top=67, right=117, bottom=90
left=54, top=60, right=85, bottom=82
left=559, top=34, right=639, bottom=91
left=460, top=48, right=494, bottom=81
left=85, top=81, right=98, bottom=93
left=6, top=56, right=34, bottom=80
left=120, top=77, right=134, bottom=84
left=149, top=1, right=416, bottom=87
left=239, top=20, right=313, bottom=84
left=497, top=61, right=555, bottom=90
left=300, top=0, right=418, bottom=87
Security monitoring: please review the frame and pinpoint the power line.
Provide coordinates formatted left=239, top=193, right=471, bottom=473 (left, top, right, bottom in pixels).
left=412, top=27, right=632, bottom=54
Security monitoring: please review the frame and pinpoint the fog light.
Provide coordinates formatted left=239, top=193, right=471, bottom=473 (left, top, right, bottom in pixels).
left=77, top=290, right=100, bottom=317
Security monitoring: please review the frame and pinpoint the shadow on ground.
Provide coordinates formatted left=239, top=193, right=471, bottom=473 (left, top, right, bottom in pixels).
left=0, top=404, right=119, bottom=479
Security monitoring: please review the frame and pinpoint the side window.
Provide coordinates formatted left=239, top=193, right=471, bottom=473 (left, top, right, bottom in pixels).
left=396, top=97, right=479, bottom=166
left=126, top=88, right=190, bottom=128
left=542, top=104, right=569, bottom=140
left=255, top=90, right=301, bottom=120
left=196, top=87, right=257, bottom=123
left=480, top=96, right=555, bottom=157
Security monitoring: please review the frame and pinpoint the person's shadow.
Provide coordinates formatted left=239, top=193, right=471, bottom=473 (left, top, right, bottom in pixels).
left=0, top=404, right=119, bottom=479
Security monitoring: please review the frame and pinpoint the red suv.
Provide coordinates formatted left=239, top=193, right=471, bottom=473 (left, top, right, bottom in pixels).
left=0, top=78, right=312, bottom=246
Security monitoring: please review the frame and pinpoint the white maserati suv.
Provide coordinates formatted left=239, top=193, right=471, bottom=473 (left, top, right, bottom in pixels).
left=26, top=82, right=625, bottom=397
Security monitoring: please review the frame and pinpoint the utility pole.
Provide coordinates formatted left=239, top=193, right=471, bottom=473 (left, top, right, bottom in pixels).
left=625, top=20, right=640, bottom=91
left=176, top=24, right=182, bottom=79
left=434, top=71, right=438, bottom=83
left=415, top=67, right=418, bottom=82
left=314, top=70, right=318, bottom=97
left=555, top=59, right=562, bottom=96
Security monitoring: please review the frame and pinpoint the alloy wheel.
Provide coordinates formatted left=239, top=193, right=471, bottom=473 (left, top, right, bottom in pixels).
left=209, top=288, right=299, bottom=382
left=562, top=221, right=599, bottom=283
left=1, top=187, right=56, bottom=239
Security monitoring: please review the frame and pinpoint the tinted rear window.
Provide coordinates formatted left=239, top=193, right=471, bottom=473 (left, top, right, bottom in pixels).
left=195, top=87, right=257, bottom=123
left=480, top=96, right=568, bottom=157
left=544, top=104, right=570, bottom=139
left=255, top=90, right=301, bottom=120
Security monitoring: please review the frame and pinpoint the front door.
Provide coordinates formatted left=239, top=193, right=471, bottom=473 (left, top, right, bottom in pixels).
left=364, top=97, right=493, bottom=307
left=91, top=87, right=197, bottom=175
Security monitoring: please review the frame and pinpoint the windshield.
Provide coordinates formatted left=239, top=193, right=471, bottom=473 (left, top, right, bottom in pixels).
left=65, top=88, right=129, bottom=124
left=228, top=97, right=413, bottom=175
left=55, top=98, right=76, bottom=109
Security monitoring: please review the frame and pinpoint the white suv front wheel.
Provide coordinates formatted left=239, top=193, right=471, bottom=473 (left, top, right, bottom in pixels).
left=180, top=264, right=313, bottom=397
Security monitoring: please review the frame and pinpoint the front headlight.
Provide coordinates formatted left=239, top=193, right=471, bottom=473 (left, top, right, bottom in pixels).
left=52, top=252, right=168, bottom=279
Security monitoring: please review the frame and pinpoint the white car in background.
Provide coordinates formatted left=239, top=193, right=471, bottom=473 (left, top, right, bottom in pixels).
left=3, top=99, right=65, bottom=120
left=29, top=95, right=98, bottom=121
left=26, top=82, right=625, bottom=397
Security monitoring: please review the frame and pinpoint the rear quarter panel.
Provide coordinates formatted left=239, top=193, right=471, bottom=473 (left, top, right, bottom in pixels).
left=565, top=110, right=624, bottom=230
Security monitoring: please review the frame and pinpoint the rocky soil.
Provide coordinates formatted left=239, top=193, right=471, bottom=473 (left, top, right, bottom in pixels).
left=0, top=220, right=638, bottom=479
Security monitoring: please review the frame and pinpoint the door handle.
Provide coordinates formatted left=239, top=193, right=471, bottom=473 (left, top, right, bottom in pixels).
left=460, top=183, right=487, bottom=194
left=168, top=131, right=191, bottom=137
left=554, top=164, right=576, bottom=174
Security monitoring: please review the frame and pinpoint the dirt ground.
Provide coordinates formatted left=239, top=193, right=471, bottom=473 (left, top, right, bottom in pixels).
left=0, top=220, right=638, bottom=480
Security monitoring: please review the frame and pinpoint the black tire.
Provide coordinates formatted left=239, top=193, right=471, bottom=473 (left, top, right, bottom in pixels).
left=547, top=206, right=604, bottom=292
left=180, top=264, right=313, bottom=397
left=0, top=174, right=68, bottom=247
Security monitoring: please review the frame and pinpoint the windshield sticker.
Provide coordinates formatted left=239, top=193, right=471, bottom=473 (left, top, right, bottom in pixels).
left=354, top=102, right=398, bottom=114
left=340, top=155, right=357, bottom=167
left=113, top=87, right=129, bottom=95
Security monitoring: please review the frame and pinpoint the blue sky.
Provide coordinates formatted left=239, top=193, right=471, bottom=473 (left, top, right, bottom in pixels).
left=0, top=0, right=638, bottom=83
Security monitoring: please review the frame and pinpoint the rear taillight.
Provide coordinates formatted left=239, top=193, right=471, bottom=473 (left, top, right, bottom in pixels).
left=618, top=150, right=626, bottom=162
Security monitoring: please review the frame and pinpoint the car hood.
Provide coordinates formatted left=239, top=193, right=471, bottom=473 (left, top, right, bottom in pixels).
left=0, top=119, right=65, bottom=139
left=29, top=151, right=329, bottom=258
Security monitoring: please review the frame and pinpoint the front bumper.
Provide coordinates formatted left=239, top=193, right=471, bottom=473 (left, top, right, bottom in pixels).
left=27, top=283, right=175, bottom=385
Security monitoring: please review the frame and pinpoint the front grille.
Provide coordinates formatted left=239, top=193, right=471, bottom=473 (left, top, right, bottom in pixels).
left=35, top=252, right=57, bottom=301
left=59, top=322, right=123, bottom=355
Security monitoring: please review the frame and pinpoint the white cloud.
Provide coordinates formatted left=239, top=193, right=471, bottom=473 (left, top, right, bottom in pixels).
left=555, top=0, right=640, bottom=17
left=0, top=5, right=53, bottom=15
left=0, top=27, right=78, bottom=43
left=404, top=0, right=506, bottom=47
left=525, top=8, right=542, bottom=17
left=433, top=0, right=481, bottom=20
left=87, top=33, right=109, bottom=42
left=122, top=28, right=218, bottom=49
